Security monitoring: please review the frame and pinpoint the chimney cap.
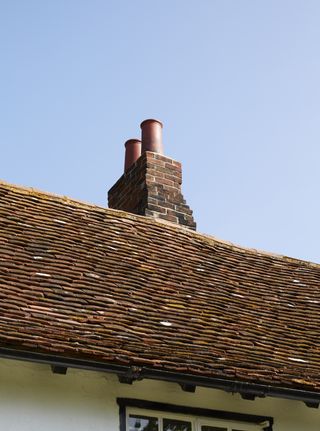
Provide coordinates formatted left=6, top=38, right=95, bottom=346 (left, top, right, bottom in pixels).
left=140, top=119, right=163, bottom=129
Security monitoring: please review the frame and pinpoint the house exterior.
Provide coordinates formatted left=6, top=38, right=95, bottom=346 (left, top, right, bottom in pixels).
left=0, top=120, right=319, bottom=431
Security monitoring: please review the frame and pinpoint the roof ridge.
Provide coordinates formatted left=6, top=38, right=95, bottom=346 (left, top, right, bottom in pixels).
left=0, top=179, right=105, bottom=211
left=200, top=232, right=320, bottom=269
left=1, top=179, right=319, bottom=269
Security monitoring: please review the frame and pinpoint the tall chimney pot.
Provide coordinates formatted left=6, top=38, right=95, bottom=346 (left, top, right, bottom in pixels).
left=124, top=139, right=141, bottom=172
left=140, top=119, right=163, bottom=154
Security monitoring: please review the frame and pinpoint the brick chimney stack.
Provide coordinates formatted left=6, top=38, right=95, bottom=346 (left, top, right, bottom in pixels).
left=108, top=119, right=196, bottom=230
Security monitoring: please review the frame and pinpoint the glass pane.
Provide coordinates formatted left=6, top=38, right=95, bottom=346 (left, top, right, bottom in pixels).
left=201, top=426, right=227, bottom=431
left=163, top=418, right=192, bottom=431
left=129, top=415, right=159, bottom=431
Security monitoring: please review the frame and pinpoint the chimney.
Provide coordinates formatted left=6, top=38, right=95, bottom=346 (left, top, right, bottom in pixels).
left=108, top=119, right=196, bottom=230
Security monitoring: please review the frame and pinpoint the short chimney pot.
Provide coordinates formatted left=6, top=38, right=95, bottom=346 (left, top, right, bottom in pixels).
left=124, top=139, right=141, bottom=172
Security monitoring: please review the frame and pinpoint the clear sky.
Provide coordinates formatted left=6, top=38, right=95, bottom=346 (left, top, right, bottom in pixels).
left=1, top=1, right=320, bottom=263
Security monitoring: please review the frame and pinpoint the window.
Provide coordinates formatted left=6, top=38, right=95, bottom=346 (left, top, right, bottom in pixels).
left=118, top=399, right=273, bottom=431
left=127, top=409, right=263, bottom=431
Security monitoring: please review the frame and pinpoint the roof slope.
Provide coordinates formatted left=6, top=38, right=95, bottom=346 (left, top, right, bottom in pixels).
left=0, top=181, right=320, bottom=392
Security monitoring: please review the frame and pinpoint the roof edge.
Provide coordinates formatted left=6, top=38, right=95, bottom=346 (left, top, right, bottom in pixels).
left=0, top=347, right=319, bottom=407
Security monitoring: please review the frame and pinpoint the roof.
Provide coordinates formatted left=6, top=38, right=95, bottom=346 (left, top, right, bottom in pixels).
left=0, top=181, right=320, bottom=395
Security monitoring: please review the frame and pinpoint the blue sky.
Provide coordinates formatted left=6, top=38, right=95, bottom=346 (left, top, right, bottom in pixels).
left=1, top=1, right=320, bottom=263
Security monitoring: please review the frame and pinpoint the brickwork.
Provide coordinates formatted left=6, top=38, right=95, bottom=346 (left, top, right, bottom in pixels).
left=108, top=152, right=196, bottom=230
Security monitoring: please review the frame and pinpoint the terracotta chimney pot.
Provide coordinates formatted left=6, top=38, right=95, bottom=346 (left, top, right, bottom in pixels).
left=124, top=139, right=141, bottom=172
left=140, top=119, right=163, bottom=154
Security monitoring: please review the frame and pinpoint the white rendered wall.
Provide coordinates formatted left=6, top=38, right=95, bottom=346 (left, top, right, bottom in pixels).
left=0, top=358, right=319, bottom=431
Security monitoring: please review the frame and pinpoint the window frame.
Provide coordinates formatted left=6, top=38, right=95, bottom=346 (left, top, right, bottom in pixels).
left=117, top=399, right=273, bottom=431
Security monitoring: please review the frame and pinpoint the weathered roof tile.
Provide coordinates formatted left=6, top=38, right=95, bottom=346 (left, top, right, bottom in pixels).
left=0, top=181, right=320, bottom=391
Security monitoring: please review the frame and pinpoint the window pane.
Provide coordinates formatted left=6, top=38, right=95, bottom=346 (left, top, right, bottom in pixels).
left=163, top=418, right=192, bottom=431
left=129, top=415, right=159, bottom=431
left=201, top=426, right=227, bottom=431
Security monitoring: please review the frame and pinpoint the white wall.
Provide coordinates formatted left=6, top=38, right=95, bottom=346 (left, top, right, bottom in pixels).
left=0, top=358, right=318, bottom=431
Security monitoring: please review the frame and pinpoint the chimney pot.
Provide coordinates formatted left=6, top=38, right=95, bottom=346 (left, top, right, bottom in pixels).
left=140, top=119, right=163, bottom=154
left=124, top=139, right=141, bottom=172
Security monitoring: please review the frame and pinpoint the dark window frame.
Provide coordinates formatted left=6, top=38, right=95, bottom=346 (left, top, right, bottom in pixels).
left=117, top=398, right=273, bottom=431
